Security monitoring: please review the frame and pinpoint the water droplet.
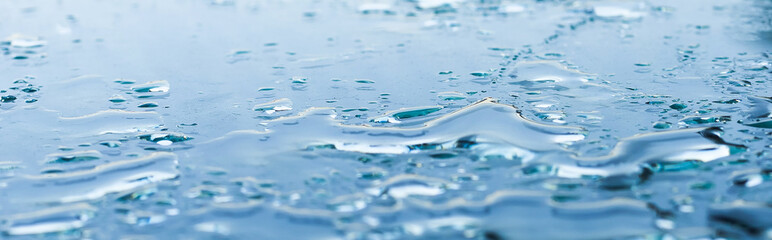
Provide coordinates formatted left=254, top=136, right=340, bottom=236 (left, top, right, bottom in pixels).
left=500, top=4, right=525, bottom=14
left=1, top=95, right=17, bottom=102
left=470, top=71, right=491, bottom=77
left=592, top=6, right=645, bottom=20
left=357, top=167, right=387, bottom=180
left=437, top=91, right=466, bottom=101
left=108, top=95, right=127, bottom=103
left=652, top=121, right=672, bottom=129
left=253, top=98, right=293, bottom=118
left=291, top=76, right=308, bottom=84
left=139, top=132, right=193, bottom=143
left=354, top=79, right=375, bottom=84
left=669, top=103, right=687, bottom=110
left=114, top=79, right=136, bottom=85
left=137, top=102, right=159, bottom=108
left=99, top=141, right=122, bottom=148
left=130, top=80, right=170, bottom=99
left=45, top=150, right=102, bottom=164
left=358, top=3, right=394, bottom=14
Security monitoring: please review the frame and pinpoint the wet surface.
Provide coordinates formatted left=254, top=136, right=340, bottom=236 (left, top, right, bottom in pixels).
left=0, top=0, right=771, bottom=239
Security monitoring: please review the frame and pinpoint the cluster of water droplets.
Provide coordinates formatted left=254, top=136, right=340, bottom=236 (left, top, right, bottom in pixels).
left=0, top=0, right=770, bottom=239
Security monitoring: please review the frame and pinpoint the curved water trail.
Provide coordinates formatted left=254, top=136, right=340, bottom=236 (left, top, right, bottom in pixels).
left=196, top=98, right=587, bottom=164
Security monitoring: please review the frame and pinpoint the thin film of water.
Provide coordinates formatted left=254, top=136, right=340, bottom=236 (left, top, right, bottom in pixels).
left=0, top=0, right=771, bottom=239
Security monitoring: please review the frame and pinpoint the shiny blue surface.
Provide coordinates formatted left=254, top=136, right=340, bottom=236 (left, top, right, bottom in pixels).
left=0, top=0, right=771, bottom=239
